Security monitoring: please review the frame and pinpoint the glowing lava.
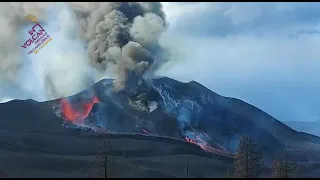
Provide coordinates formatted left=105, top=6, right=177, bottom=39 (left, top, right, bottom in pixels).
left=141, top=128, right=149, bottom=134
left=61, top=96, right=100, bottom=123
left=185, top=131, right=234, bottom=157
left=185, top=137, right=197, bottom=144
left=58, top=94, right=232, bottom=157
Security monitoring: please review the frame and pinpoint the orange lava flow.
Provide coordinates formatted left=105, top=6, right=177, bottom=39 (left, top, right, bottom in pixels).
left=141, top=128, right=149, bottom=134
left=185, top=136, right=234, bottom=157
left=61, top=96, right=100, bottom=123
left=185, top=137, right=197, bottom=144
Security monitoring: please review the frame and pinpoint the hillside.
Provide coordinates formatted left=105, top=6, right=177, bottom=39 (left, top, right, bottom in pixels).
left=0, top=77, right=320, bottom=177
left=284, top=120, right=320, bottom=137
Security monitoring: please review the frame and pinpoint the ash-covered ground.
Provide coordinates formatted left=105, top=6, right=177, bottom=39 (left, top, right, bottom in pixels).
left=0, top=77, right=320, bottom=177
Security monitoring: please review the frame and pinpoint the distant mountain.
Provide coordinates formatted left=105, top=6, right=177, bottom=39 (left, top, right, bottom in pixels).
left=284, top=120, right=320, bottom=137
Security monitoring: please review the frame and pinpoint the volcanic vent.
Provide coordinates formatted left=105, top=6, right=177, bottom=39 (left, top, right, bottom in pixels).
left=53, top=74, right=233, bottom=157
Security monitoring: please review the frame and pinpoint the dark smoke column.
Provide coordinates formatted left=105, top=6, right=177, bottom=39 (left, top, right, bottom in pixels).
left=75, top=2, right=167, bottom=91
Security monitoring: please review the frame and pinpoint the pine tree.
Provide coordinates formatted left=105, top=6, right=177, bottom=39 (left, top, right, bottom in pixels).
left=272, top=149, right=297, bottom=178
left=92, top=138, right=115, bottom=178
left=234, top=134, right=264, bottom=178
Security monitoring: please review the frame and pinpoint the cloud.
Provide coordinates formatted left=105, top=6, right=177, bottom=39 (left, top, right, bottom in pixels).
left=163, top=2, right=320, bottom=37
left=158, top=2, right=320, bottom=122
left=0, top=2, right=167, bottom=101
left=0, top=2, right=318, bottom=123
left=0, top=98, right=13, bottom=103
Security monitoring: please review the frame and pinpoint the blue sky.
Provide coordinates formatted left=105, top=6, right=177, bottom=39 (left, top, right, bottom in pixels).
left=157, top=2, right=320, bottom=122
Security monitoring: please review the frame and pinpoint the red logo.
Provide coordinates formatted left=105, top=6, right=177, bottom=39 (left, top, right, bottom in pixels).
left=21, top=24, right=46, bottom=49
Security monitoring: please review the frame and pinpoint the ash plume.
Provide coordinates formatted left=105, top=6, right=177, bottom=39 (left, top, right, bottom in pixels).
left=0, top=2, right=167, bottom=100
left=112, top=41, right=154, bottom=91
left=82, top=2, right=167, bottom=91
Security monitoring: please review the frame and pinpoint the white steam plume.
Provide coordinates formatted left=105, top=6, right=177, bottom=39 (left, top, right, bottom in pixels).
left=130, top=13, right=166, bottom=46
left=0, top=2, right=167, bottom=101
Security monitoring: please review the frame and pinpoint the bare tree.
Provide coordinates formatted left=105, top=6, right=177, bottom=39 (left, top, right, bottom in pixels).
left=225, top=170, right=234, bottom=178
left=124, top=140, right=128, bottom=158
left=234, top=134, right=264, bottom=178
left=0, top=170, right=7, bottom=178
left=92, top=138, right=115, bottom=178
left=272, top=149, right=297, bottom=178
left=185, top=159, right=189, bottom=177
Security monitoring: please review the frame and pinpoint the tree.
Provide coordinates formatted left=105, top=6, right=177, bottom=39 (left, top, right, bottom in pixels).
left=92, top=138, right=115, bottom=178
left=0, top=170, right=7, bottom=178
left=234, top=134, right=264, bottom=178
left=185, top=159, right=189, bottom=177
left=272, top=149, right=297, bottom=178
left=124, top=140, right=128, bottom=158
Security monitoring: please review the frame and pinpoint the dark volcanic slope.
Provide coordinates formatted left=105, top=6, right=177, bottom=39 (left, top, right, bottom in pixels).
left=0, top=77, right=320, bottom=177
left=0, top=100, right=233, bottom=178
left=48, top=76, right=320, bottom=161
left=149, top=78, right=320, bottom=158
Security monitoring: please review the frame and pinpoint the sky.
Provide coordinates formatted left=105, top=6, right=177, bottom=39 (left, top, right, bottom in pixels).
left=157, top=2, right=320, bottom=122
left=1, top=2, right=320, bottom=123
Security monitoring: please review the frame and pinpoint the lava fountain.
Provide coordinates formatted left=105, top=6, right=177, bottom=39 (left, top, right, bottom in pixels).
left=60, top=95, right=100, bottom=124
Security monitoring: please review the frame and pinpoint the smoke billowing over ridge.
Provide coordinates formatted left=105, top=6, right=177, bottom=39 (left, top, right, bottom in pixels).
left=0, top=2, right=167, bottom=101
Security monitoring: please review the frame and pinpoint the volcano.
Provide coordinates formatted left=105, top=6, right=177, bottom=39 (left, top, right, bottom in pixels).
left=0, top=77, right=320, bottom=177
left=54, top=77, right=320, bottom=158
